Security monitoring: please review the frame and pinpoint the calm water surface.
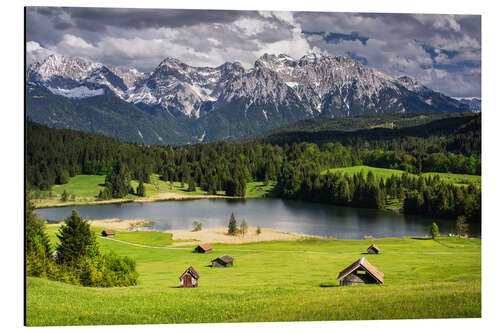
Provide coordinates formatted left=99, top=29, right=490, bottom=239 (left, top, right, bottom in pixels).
left=34, top=198, right=480, bottom=239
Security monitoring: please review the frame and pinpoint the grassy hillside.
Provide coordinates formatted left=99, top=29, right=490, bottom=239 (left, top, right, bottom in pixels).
left=256, top=111, right=457, bottom=136
left=322, top=166, right=481, bottom=187
left=26, top=228, right=481, bottom=326
left=256, top=113, right=480, bottom=155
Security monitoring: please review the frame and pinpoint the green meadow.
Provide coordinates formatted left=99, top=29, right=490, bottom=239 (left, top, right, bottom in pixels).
left=322, top=165, right=481, bottom=187
left=26, top=226, right=481, bottom=326
left=30, top=174, right=277, bottom=208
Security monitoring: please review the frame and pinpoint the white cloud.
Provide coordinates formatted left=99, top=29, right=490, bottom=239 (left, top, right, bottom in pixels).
left=26, top=41, right=57, bottom=65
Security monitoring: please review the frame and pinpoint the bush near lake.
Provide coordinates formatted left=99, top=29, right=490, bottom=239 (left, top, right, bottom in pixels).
left=26, top=203, right=138, bottom=287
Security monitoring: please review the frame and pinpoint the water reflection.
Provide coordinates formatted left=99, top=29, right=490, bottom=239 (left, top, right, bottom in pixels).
left=34, top=198, right=480, bottom=239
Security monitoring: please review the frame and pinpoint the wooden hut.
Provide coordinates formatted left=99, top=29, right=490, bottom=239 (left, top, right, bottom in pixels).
left=179, top=266, right=200, bottom=288
left=101, top=230, right=115, bottom=237
left=194, top=243, right=213, bottom=253
left=211, top=255, right=234, bottom=267
left=367, top=244, right=381, bottom=254
left=337, top=257, right=384, bottom=286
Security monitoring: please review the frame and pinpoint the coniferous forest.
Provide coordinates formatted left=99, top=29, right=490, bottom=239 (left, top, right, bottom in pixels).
left=26, top=112, right=481, bottom=223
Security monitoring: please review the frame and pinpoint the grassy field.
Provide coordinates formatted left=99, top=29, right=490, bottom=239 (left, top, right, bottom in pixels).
left=322, top=165, right=481, bottom=187
left=26, top=227, right=481, bottom=326
left=30, top=174, right=277, bottom=208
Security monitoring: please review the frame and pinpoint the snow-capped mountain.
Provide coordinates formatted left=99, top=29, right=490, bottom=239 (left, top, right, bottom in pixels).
left=27, top=54, right=138, bottom=99
left=27, top=52, right=472, bottom=143
left=453, top=97, right=481, bottom=112
left=397, top=76, right=470, bottom=113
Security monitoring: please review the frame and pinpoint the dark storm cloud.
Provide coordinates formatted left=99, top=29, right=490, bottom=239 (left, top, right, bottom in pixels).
left=304, top=31, right=369, bottom=45
left=31, top=7, right=257, bottom=31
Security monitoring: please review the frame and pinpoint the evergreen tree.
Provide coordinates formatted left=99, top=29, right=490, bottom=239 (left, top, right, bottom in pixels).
left=456, top=215, right=469, bottom=237
left=26, top=196, right=53, bottom=277
left=61, top=190, right=68, bottom=202
left=56, top=210, right=99, bottom=264
left=240, top=219, right=248, bottom=236
left=227, top=212, right=239, bottom=235
left=187, top=177, right=196, bottom=192
left=430, top=222, right=439, bottom=239
left=136, top=181, right=146, bottom=197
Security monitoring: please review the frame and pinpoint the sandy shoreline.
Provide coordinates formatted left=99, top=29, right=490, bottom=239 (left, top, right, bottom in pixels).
left=166, top=226, right=309, bottom=245
left=32, top=193, right=248, bottom=209
left=50, top=218, right=152, bottom=231
left=49, top=218, right=316, bottom=244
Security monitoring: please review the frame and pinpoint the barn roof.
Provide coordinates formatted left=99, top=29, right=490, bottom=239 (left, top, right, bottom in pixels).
left=197, top=243, right=213, bottom=251
left=102, top=229, right=115, bottom=235
left=368, top=244, right=381, bottom=252
left=336, top=257, right=384, bottom=284
left=180, top=266, right=200, bottom=280
left=212, top=255, right=234, bottom=264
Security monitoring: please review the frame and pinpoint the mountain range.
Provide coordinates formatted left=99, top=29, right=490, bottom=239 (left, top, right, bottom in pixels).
left=26, top=52, right=476, bottom=145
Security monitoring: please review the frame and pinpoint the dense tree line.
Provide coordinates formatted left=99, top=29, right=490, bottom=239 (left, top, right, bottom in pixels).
left=277, top=170, right=481, bottom=223
left=27, top=121, right=161, bottom=191
left=260, top=114, right=481, bottom=160
left=27, top=119, right=481, bottom=219
left=27, top=116, right=480, bottom=196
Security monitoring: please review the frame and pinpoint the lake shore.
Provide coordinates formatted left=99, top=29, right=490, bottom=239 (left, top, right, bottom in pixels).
left=166, top=226, right=311, bottom=245
left=49, top=217, right=317, bottom=244
left=32, top=193, right=248, bottom=209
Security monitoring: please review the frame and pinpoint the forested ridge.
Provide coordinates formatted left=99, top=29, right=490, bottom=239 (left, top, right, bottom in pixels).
left=26, top=112, right=481, bottom=223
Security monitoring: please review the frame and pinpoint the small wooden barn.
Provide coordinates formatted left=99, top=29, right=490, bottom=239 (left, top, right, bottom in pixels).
left=337, top=257, right=384, bottom=286
left=179, top=266, right=200, bottom=288
left=211, top=255, right=234, bottom=267
left=194, top=243, right=213, bottom=253
left=367, top=244, right=381, bottom=254
left=101, top=230, right=115, bottom=237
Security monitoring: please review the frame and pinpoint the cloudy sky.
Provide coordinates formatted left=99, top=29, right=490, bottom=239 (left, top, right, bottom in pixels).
left=26, top=7, right=481, bottom=97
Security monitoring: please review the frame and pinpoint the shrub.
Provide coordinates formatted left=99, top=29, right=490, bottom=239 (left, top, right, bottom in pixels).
left=256, top=226, right=262, bottom=235
left=192, top=221, right=203, bottom=231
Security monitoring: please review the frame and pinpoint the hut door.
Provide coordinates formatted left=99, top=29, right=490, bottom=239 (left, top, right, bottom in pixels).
left=183, top=274, right=192, bottom=288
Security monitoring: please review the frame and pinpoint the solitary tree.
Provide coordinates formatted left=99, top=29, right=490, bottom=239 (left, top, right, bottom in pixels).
left=240, top=219, right=248, bottom=237
left=430, top=222, right=439, bottom=239
left=456, top=215, right=469, bottom=237
left=227, top=212, right=238, bottom=235
left=56, top=210, right=99, bottom=264
left=60, top=190, right=69, bottom=202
